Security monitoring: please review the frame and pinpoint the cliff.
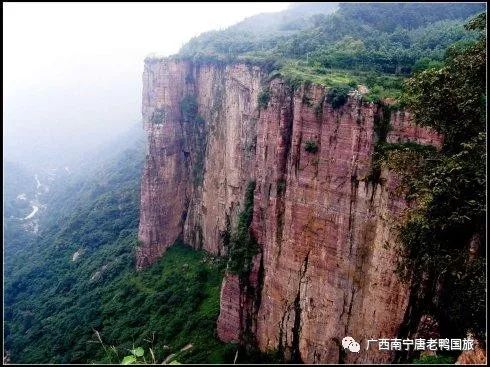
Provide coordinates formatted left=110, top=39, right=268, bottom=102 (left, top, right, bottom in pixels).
left=137, top=58, right=443, bottom=363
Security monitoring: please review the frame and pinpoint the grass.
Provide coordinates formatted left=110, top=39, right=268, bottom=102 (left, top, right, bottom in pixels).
left=413, top=354, right=455, bottom=364
left=177, top=52, right=406, bottom=102
left=268, top=60, right=405, bottom=102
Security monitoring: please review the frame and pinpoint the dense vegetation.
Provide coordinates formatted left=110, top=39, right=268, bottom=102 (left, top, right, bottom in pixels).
left=3, top=138, right=234, bottom=364
left=325, top=85, right=350, bottom=108
left=257, top=88, right=271, bottom=109
left=3, top=162, right=37, bottom=257
left=176, top=3, right=484, bottom=100
left=225, top=181, right=259, bottom=279
left=94, top=242, right=231, bottom=364
left=384, top=12, right=486, bottom=358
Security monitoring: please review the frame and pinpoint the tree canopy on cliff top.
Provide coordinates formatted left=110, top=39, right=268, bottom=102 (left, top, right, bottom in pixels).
left=177, top=3, right=485, bottom=97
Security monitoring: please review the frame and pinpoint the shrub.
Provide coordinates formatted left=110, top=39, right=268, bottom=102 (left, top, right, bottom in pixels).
left=325, top=85, right=351, bottom=109
left=302, top=94, right=313, bottom=107
left=192, top=154, right=205, bottom=186
left=304, top=140, right=319, bottom=153
left=180, top=96, right=198, bottom=122
left=413, top=354, right=455, bottom=364
left=257, top=88, right=271, bottom=109
left=373, top=104, right=392, bottom=142
left=195, top=115, right=205, bottom=125
left=150, top=108, right=167, bottom=124
left=277, top=179, right=286, bottom=196
left=226, top=181, right=259, bottom=278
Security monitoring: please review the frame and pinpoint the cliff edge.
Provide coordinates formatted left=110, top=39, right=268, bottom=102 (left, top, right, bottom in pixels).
left=137, top=57, right=442, bottom=363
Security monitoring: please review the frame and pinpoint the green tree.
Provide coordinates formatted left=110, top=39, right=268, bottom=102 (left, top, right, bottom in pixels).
left=397, top=12, right=486, bottom=341
left=404, top=14, right=485, bottom=152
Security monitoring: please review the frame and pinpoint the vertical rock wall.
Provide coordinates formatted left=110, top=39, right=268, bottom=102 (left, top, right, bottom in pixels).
left=183, top=63, right=261, bottom=255
left=137, top=59, right=192, bottom=269
left=245, top=81, right=412, bottom=363
left=137, top=58, right=443, bottom=363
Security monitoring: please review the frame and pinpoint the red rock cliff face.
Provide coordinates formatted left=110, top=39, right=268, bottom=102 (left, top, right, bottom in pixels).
left=184, top=63, right=261, bottom=255
left=137, top=58, right=442, bottom=362
left=139, top=59, right=262, bottom=266
left=137, top=59, right=192, bottom=268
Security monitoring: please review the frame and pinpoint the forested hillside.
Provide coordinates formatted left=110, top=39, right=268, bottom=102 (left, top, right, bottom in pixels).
left=181, top=3, right=483, bottom=72
left=178, top=3, right=484, bottom=102
left=3, top=135, right=235, bottom=364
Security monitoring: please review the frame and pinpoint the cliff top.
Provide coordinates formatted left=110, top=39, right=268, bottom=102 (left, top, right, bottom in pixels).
left=152, top=3, right=484, bottom=103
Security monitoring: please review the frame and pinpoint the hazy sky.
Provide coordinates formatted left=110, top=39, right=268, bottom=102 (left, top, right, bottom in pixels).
left=3, top=2, right=290, bottom=168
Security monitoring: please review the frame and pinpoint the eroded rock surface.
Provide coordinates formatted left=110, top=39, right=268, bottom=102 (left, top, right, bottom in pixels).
left=137, top=58, right=443, bottom=363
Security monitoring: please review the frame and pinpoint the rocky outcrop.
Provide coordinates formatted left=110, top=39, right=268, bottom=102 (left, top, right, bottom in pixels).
left=137, top=57, right=443, bottom=362
left=456, top=339, right=487, bottom=365
left=138, top=59, right=261, bottom=268
left=137, top=59, right=193, bottom=268
left=183, top=63, right=261, bottom=255
left=387, top=110, right=443, bottom=148
left=243, top=81, right=409, bottom=364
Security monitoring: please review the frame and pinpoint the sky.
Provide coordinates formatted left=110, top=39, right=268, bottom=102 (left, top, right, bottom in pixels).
left=3, top=2, right=290, bottom=168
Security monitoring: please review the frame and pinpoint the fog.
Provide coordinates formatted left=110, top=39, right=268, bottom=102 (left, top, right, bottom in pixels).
left=3, top=2, right=290, bottom=170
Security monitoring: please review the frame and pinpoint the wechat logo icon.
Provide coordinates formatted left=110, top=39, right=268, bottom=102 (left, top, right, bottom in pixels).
left=342, top=336, right=361, bottom=353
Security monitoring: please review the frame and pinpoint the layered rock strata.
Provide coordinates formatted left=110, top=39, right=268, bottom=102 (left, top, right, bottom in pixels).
left=137, top=58, right=443, bottom=363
